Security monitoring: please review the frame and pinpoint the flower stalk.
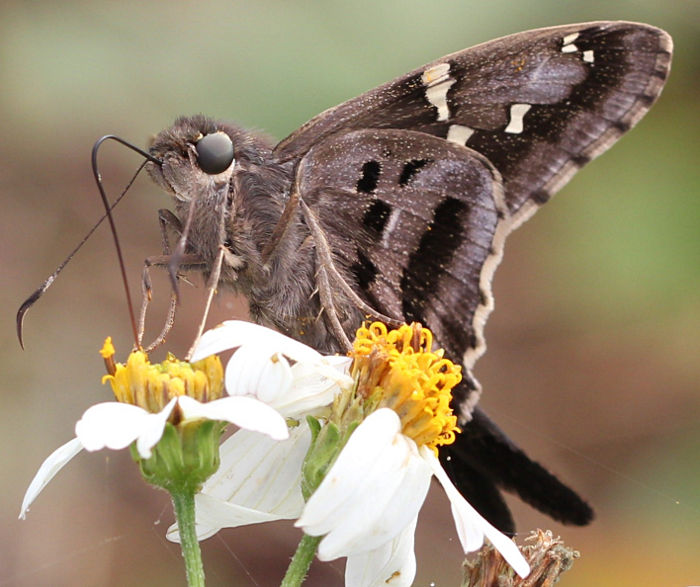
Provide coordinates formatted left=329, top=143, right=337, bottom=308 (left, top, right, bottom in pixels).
left=128, top=420, right=227, bottom=586
left=172, top=489, right=206, bottom=587
left=280, top=534, right=323, bottom=587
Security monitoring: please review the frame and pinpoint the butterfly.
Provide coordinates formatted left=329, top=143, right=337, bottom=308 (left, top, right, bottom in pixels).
left=144, top=21, right=672, bottom=533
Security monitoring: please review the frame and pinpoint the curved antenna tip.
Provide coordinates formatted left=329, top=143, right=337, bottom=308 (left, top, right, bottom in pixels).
left=16, top=286, right=44, bottom=349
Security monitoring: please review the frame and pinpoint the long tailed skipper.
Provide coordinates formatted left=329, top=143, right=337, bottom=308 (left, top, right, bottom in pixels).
left=62, top=22, right=684, bottom=533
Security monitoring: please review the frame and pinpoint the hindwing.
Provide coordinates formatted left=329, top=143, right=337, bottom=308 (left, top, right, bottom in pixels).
left=295, top=129, right=504, bottom=373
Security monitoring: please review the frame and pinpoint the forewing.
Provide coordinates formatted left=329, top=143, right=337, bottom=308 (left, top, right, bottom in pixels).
left=295, top=129, right=504, bottom=370
left=277, top=22, right=671, bottom=226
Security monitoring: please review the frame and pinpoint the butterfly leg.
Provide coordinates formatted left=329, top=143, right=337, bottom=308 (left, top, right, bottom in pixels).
left=184, top=194, right=232, bottom=358
left=138, top=209, right=180, bottom=348
left=315, top=261, right=352, bottom=352
left=138, top=208, right=205, bottom=351
left=185, top=243, right=226, bottom=360
left=299, top=199, right=403, bottom=345
left=141, top=209, right=181, bottom=296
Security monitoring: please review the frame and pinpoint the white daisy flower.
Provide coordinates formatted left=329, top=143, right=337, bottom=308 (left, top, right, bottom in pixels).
left=163, top=320, right=352, bottom=540
left=294, top=322, right=530, bottom=585
left=20, top=320, right=351, bottom=519
left=178, top=321, right=529, bottom=585
left=298, top=408, right=530, bottom=585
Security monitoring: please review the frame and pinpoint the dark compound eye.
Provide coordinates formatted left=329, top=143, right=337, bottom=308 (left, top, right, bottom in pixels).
left=195, top=132, right=235, bottom=175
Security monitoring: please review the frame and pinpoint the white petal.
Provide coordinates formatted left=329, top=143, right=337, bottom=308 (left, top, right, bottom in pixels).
left=297, top=409, right=400, bottom=531
left=167, top=493, right=287, bottom=542
left=206, top=425, right=308, bottom=508
left=298, top=409, right=432, bottom=560
left=169, top=426, right=310, bottom=540
left=19, top=437, right=84, bottom=519
left=272, top=359, right=351, bottom=417
left=317, top=438, right=430, bottom=560
left=75, top=402, right=147, bottom=451
left=75, top=399, right=176, bottom=459
left=344, top=443, right=430, bottom=552
left=177, top=395, right=289, bottom=440
left=423, top=447, right=530, bottom=579
left=197, top=321, right=350, bottom=417
left=135, top=400, right=177, bottom=458
left=345, top=518, right=418, bottom=587
left=224, top=343, right=293, bottom=404
left=191, top=320, right=323, bottom=363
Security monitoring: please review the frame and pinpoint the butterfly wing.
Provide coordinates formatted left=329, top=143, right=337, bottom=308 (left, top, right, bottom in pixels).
left=281, top=22, right=671, bottom=532
left=293, top=128, right=595, bottom=531
left=295, top=128, right=502, bottom=381
left=281, top=20, right=672, bottom=412
left=280, top=19, right=672, bottom=374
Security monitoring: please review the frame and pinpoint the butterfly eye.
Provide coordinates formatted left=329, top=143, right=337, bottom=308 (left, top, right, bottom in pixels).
left=195, top=132, right=235, bottom=175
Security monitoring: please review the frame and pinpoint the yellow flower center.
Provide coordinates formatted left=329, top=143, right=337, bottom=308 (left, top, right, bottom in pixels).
left=99, top=337, right=224, bottom=413
left=350, top=322, right=461, bottom=454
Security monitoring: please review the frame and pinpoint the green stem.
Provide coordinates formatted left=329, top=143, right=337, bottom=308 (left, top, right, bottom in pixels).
left=281, top=533, right=322, bottom=587
left=171, top=490, right=205, bottom=587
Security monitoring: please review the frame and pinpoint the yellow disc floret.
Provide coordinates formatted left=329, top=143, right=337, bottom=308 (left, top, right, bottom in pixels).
left=350, top=322, right=461, bottom=454
left=99, top=338, right=224, bottom=413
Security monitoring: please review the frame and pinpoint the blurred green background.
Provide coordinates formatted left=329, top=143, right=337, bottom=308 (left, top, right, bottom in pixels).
left=1, top=1, right=698, bottom=585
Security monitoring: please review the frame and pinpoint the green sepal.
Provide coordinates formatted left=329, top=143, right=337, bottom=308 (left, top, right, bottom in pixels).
left=306, top=414, right=322, bottom=440
left=300, top=415, right=361, bottom=500
left=301, top=416, right=337, bottom=500
left=132, top=419, right=226, bottom=494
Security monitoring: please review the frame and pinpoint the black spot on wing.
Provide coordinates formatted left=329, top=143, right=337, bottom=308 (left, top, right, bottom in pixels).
left=612, top=120, right=631, bottom=133
left=399, top=159, right=430, bottom=186
left=531, top=189, right=550, bottom=204
left=350, top=249, right=378, bottom=293
left=356, top=160, right=381, bottom=193
left=350, top=249, right=383, bottom=311
left=362, top=200, right=392, bottom=235
left=401, top=197, right=467, bottom=322
left=638, top=93, right=656, bottom=106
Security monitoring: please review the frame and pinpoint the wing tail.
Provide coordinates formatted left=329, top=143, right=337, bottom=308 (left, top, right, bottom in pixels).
left=441, top=406, right=594, bottom=532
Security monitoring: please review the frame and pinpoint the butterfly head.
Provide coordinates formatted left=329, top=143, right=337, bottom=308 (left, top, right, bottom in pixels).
left=146, top=115, right=276, bottom=206
left=144, top=115, right=295, bottom=297
left=146, top=116, right=236, bottom=205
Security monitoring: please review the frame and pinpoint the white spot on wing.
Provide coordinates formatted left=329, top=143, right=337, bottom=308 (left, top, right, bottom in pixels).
left=421, top=62, right=456, bottom=121
left=561, top=32, right=580, bottom=53
left=421, top=63, right=450, bottom=84
left=446, top=124, right=475, bottom=146
left=381, top=209, right=401, bottom=247
left=504, top=103, right=531, bottom=134
left=583, top=49, right=594, bottom=63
